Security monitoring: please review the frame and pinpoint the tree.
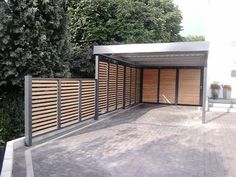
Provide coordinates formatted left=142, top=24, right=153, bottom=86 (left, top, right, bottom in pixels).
left=0, top=0, right=70, bottom=144
left=183, top=35, right=205, bottom=42
left=68, top=0, right=183, bottom=77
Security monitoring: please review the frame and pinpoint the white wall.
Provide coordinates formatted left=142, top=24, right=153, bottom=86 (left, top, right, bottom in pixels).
left=206, top=0, right=236, bottom=98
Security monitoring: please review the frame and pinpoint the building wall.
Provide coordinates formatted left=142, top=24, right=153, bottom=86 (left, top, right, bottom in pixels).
left=206, top=0, right=236, bottom=98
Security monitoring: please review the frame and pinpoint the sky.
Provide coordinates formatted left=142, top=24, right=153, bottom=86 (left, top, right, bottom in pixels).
left=173, top=0, right=208, bottom=37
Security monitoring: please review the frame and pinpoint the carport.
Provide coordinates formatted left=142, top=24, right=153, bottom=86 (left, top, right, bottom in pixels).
left=94, top=41, right=209, bottom=123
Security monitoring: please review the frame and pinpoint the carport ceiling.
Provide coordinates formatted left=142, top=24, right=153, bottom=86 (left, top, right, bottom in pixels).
left=94, top=41, right=209, bottom=67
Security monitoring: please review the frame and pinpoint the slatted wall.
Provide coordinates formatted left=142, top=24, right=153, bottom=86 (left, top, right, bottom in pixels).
left=159, top=69, right=176, bottom=104
left=29, top=78, right=96, bottom=137
left=81, top=80, right=96, bottom=120
left=117, top=65, right=124, bottom=109
left=98, top=61, right=140, bottom=113
left=60, top=80, right=80, bottom=127
left=131, top=68, right=136, bottom=104
left=125, top=66, right=131, bottom=107
left=31, top=79, right=58, bottom=135
left=108, top=64, right=117, bottom=111
left=142, top=69, right=158, bottom=103
left=26, top=60, right=141, bottom=145
left=178, top=69, right=201, bottom=105
left=136, top=69, right=141, bottom=103
left=98, top=62, right=108, bottom=114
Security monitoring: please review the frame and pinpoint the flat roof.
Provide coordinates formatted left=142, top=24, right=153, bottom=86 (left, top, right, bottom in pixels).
left=94, top=41, right=209, bottom=67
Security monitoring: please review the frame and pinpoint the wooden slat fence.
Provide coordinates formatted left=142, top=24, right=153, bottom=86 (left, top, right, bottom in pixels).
left=25, top=60, right=141, bottom=146
left=25, top=77, right=96, bottom=145
left=98, top=61, right=141, bottom=114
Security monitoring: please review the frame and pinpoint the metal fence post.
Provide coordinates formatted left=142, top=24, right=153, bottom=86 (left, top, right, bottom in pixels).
left=57, top=79, right=61, bottom=129
left=25, top=75, right=32, bottom=146
left=95, top=55, right=99, bottom=120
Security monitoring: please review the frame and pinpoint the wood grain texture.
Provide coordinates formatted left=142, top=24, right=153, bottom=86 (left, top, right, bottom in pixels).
left=136, top=69, right=141, bottom=103
left=159, top=69, right=176, bottom=104
left=142, top=69, right=158, bottom=103
left=109, top=63, right=117, bottom=111
left=98, top=61, right=108, bottom=113
left=178, top=69, right=201, bottom=105
left=117, top=65, right=124, bottom=108
left=131, top=68, right=136, bottom=104
left=125, top=67, right=131, bottom=106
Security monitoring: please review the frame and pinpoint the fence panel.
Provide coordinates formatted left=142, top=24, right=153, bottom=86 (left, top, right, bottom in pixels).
left=125, top=66, right=131, bottom=107
left=81, top=80, right=96, bottom=120
left=136, top=69, right=141, bottom=103
left=117, top=65, right=124, bottom=108
left=131, top=68, right=136, bottom=104
left=31, top=79, right=58, bottom=136
left=25, top=77, right=96, bottom=145
left=60, top=80, right=80, bottom=127
left=98, top=61, right=108, bottom=114
left=108, top=63, right=117, bottom=111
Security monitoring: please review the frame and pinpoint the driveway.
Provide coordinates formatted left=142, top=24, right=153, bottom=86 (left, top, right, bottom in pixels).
left=13, top=104, right=236, bottom=177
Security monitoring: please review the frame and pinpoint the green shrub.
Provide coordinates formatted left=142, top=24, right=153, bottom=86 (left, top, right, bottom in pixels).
left=0, top=91, right=24, bottom=145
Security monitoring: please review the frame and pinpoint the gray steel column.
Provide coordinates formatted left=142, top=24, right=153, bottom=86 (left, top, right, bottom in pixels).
left=25, top=75, right=32, bottom=146
left=95, top=55, right=99, bottom=120
left=202, top=66, right=208, bottom=124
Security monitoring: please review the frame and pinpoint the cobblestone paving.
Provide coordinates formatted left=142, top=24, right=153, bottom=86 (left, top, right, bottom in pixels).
left=13, top=104, right=236, bottom=177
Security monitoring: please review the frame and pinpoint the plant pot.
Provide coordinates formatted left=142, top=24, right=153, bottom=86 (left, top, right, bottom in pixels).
left=211, top=89, right=220, bottom=99
left=223, top=89, right=231, bottom=99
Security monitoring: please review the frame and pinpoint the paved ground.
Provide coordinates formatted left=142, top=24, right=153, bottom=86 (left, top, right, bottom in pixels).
left=13, top=104, right=236, bottom=177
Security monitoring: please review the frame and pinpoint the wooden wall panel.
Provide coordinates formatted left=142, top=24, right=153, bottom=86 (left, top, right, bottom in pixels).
left=131, top=68, right=136, bottom=104
left=178, top=69, right=201, bottom=105
left=142, top=69, right=158, bottom=103
left=108, top=63, right=117, bottom=111
left=117, top=65, right=124, bottom=109
left=80, top=80, right=95, bottom=120
left=98, top=61, right=108, bottom=113
left=136, top=69, right=141, bottom=103
left=125, top=66, right=131, bottom=106
left=159, top=69, right=176, bottom=104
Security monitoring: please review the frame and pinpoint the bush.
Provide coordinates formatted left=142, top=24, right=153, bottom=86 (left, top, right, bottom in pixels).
left=0, top=91, right=24, bottom=145
left=210, top=82, right=221, bottom=90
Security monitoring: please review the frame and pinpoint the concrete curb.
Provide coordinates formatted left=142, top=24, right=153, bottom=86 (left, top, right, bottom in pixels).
left=0, top=137, right=25, bottom=177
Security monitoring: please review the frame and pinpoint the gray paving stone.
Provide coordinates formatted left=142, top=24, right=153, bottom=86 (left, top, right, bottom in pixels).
left=13, top=104, right=236, bottom=177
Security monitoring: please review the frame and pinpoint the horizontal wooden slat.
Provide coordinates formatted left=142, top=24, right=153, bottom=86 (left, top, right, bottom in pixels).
left=61, top=107, right=78, bottom=114
left=32, top=111, right=57, bottom=120
left=32, top=94, right=57, bottom=99
left=32, top=123, right=57, bottom=133
left=32, top=119, right=57, bottom=128
left=32, top=80, right=57, bottom=83
left=32, top=116, right=57, bottom=124
left=32, top=87, right=57, bottom=91
left=32, top=108, right=57, bottom=116
left=32, top=91, right=57, bottom=96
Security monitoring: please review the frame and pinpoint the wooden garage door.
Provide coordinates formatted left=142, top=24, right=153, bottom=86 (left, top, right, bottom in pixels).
left=159, top=69, right=176, bottom=104
left=142, top=69, right=158, bottom=103
left=178, top=69, right=201, bottom=105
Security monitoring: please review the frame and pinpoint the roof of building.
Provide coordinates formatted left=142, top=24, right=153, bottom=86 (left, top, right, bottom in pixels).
left=94, top=41, right=209, bottom=67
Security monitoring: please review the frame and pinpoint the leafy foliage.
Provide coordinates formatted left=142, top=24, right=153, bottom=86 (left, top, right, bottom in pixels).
left=68, top=0, right=183, bottom=77
left=183, top=35, right=205, bottom=42
left=0, top=0, right=70, bottom=144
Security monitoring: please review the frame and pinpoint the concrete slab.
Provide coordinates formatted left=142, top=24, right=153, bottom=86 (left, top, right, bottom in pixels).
left=13, top=104, right=236, bottom=177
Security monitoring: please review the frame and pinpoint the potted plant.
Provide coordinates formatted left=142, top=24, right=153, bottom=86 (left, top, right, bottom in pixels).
left=210, top=82, right=221, bottom=99
left=222, top=84, right=232, bottom=99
